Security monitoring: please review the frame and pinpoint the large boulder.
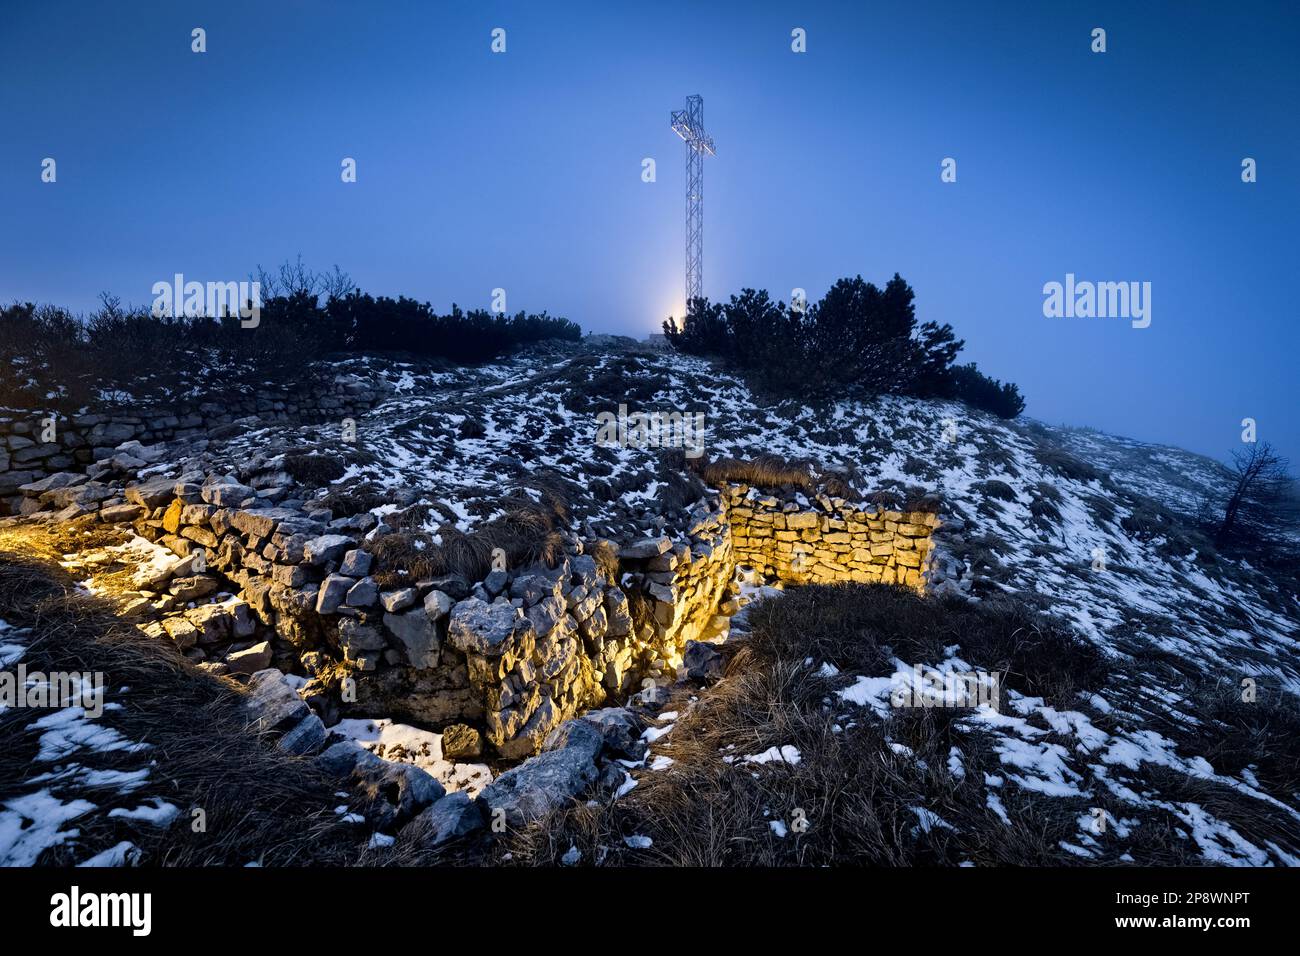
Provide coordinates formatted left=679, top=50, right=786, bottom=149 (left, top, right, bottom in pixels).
left=384, top=607, right=440, bottom=669
left=243, top=669, right=327, bottom=756
left=448, top=598, right=528, bottom=657
left=315, top=573, right=356, bottom=614
left=125, top=475, right=177, bottom=510
left=304, top=534, right=353, bottom=566
left=604, top=589, right=633, bottom=636
left=399, top=791, right=484, bottom=848
left=479, top=724, right=602, bottom=827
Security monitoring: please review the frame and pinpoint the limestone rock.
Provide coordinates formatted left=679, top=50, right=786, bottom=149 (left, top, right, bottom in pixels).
left=683, top=640, right=724, bottom=683
left=354, top=758, right=445, bottom=832
left=244, top=668, right=327, bottom=757
left=441, top=723, right=483, bottom=760
left=346, top=576, right=379, bottom=607
left=400, top=791, right=484, bottom=847
left=316, top=573, right=356, bottom=614
left=99, top=503, right=142, bottom=523
left=225, top=641, right=273, bottom=675
left=202, top=477, right=256, bottom=507
left=525, top=593, right=565, bottom=637
left=229, top=507, right=300, bottom=539
left=170, top=575, right=219, bottom=601
left=577, top=707, right=642, bottom=757
left=384, top=607, right=440, bottom=669
left=339, top=549, right=373, bottom=577
left=423, top=589, right=453, bottom=620
left=125, top=476, right=177, bottom=510
left=380, top=587, right=419, bottom=613
left=480, top=734, right=600, bottom=827
left=509, top=568, right=564, bottom=607
left=447, top=598, right=527, bottom=657
left=304, top=534, right=353, bottom=566
left=161, top=617, right=199, bottom=650
left=483, top=569, right=509, bottom=597
left=621, top=536, right=672, bottom=560
left=338, top=617, right=386, bottom=655
left=424, top=574, right=471, bottom=601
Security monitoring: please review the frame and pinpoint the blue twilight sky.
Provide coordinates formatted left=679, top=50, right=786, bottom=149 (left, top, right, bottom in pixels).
left=1, top=1, right=1297, bottom=465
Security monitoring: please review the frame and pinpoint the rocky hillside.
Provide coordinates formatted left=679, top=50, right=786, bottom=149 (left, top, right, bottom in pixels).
left=2, top=338, right=1298, bottom=866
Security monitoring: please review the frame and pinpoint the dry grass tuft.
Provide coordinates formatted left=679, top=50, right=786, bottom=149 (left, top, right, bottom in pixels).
left=497, top=583, right=1151, bottom=867
left=0, top=548, right=369, bottom=866
left=371, top=473, right=575, bottom=585
left=282, top=451, right=347, bottom=486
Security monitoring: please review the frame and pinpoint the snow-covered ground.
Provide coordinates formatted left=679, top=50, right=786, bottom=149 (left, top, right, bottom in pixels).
left=219, top=344, right=1289, bottom=866
left=0, top=620, right=174, bottom=867
left=331, top=717, right=491, bottom=797
left=7, top=343, right=1298, bottom=865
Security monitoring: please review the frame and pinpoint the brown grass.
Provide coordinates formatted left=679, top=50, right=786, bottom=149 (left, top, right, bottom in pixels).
left=371, top=474, right=574, bottom=586
left=692, top=453, right=819, bottom=495
left=282, top=451, right=347, bottom=486
left=0, top=543, right=371, bottom=866
left=496, top=583, right=1163, bottom=867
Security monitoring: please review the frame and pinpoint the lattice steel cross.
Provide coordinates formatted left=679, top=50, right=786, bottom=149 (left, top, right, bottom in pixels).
left=670, top=94, right=716, bottom=307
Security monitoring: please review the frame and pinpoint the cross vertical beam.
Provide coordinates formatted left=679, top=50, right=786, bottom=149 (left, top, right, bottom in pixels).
left=670, top=94, right=715, bottom=307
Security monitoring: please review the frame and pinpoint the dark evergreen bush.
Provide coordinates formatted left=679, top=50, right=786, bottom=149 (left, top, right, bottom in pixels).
left=0, top=272, right=582, bottom=407
left=664, top=272, right=1024, bottom=417
left=949, top=363, right=1026, bottom=419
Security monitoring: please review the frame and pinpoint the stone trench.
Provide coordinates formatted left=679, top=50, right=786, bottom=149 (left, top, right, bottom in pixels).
left=4, top=412, right=943, bottom=840
left=14, top=470, right=940, bottom=758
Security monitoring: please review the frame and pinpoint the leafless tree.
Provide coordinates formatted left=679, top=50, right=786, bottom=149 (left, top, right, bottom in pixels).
left=251, top=255, right=354, bottom=301
left=1214, top=442, right=1293, bottom=545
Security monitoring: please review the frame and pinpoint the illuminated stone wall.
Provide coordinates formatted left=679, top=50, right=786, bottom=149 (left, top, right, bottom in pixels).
left=98, top=472, right=689, bottom=760
left=616, top=485, right=939, bottom=698
left=13, top=464, right=940, bottom=761
left=617, top=499, right=735, bottom=671
left=722, top=482, right=938, bottom=589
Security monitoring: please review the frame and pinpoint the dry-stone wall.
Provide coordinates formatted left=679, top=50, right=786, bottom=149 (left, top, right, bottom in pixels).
left=62, top=471, right=684, bottom=761
left=617, top=499, right=734, bottom=658
left=0, top=377, right=386, bottom=513
left=10, top=457, right=939, bottom=761
left=620, top=484, right=939, bottom=665
left=722, top=482, right=939, bottom=589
